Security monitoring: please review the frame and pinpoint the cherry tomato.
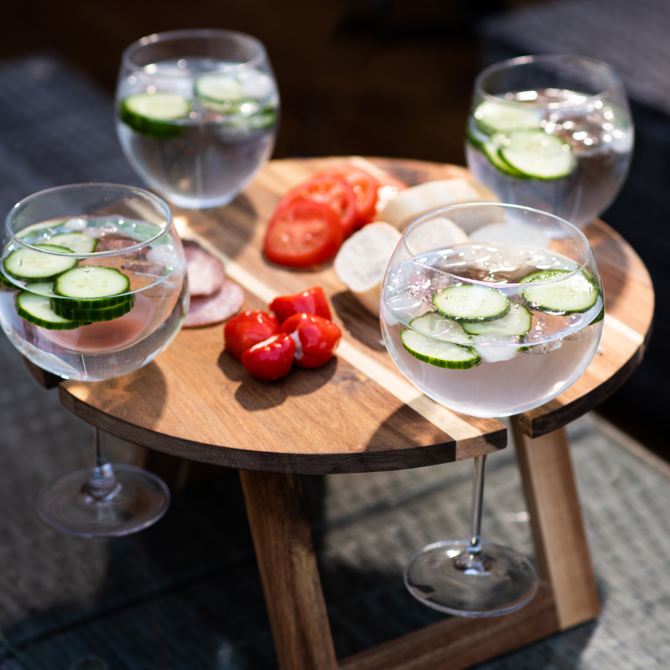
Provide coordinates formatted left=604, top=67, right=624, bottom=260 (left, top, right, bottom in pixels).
left=224, top=310, right=280, bottom=361
left=264, top=200, right=343, bottom=268
left=375, top=173, right=407, bottom=215
left=277, top=174, right=357, bottom=238
left=281, top=313, right=342, bottom=369
left=315, top=165, right=378, bottom=231
left=270, top=287, right=332, bottom=323
left=241, top=333, right=296, bottom=382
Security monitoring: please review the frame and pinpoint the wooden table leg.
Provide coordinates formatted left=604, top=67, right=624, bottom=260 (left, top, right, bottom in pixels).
left=239, top=470, right=338, bottom=670
left=511, top=420, right=600, bottom=630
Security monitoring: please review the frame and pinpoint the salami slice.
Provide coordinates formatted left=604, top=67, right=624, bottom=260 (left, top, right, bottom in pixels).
left=183, top=279, right=244, bottom=328
left=183, top=240, right=225, bottom=297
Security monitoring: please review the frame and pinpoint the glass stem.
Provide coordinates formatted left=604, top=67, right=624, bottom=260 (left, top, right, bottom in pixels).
left=468, top=455, right=487, bottom=553
left=454, top=454, right=490, bottom=573
left=84, top=427, right=121, bottom=502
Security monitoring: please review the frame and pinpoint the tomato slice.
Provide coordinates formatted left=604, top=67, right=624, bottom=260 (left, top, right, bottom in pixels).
left=315, top=165, right=378, bottom=232
left=277, top=174, right=357, bottom=239
left=264, top=200, right=344, bottom=268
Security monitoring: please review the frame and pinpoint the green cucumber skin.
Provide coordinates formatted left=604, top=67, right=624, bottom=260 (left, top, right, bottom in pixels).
left=461, top=304, right=532, bottom=339
left=53, top=267, right=130, bottom=300
left=519, top=270, right=571, bottom=284
left=50, top=293, right=131, bottom=310
left=433, top=286, right=510, bottom=324
left=484, top=144, right=528, bottom=179
left=400, top=329, right=481, bottom=370
left=521, top=276, right=599, bottom=315
left=118, top=99, right=186, bottom=140
left=590, top=305, right=605, bottom=324
left=3, top=245, right=78, bottom=281
left=49, top=233, right=99, bottom=254
left=50, top=295, right=135, bottom=322
left=0, top=273, right=17, bottom=289
left=15, top=292, right=90, bottom=330
left=499, top=131, right=575, bottom=181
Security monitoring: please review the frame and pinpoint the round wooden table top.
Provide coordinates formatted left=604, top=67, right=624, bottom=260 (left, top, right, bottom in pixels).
left=57, top=157, right=654, bottom=474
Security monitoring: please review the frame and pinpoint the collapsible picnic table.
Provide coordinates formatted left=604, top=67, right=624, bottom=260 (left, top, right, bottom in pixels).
left=33, top=157, right=652, bottom=670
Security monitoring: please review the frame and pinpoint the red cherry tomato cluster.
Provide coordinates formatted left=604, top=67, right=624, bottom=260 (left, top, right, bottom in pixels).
left=224, top=287, right=342, bottom=382
left=263, top=163, right=406, bottom=268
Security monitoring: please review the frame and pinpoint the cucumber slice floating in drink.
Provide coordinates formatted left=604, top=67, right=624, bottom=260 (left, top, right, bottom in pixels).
left=54, top=266, right=130, bottom=301
left=119, top=92, right=190, bottom=139
left=433, top=284, right=510, bottom=323
left=474, top=101, right=542, bottom=136
left=400, top=329, right=481, bottom=369
left=15, top=291, right=90, bottom=330
left=49, top=233, right=98, bottom=254
left=195, top=74, right=249, bottom=113
left=409, top=312, right=472, bottom=345
left=483, top=141, right=527, bottom=178
left=499, top=130, right=575, bottom=180
left=521, top=272, right=598, bottom=314
left=51, top=295, right=135, bottom=322
left=3, top=244, right=77, bottom=281
left=462, top=303, right=532, bottom=340
left=519, top=269, right=571, bottom=284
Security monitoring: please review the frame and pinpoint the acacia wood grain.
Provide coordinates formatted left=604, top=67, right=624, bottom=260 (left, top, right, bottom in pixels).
left=511, top=420, right=600, bottom=629
left=55, top=157, right=652, bottom=469
left=337, top=586, right=558, bottom=670
left=240, top=470, right=338, bottom=670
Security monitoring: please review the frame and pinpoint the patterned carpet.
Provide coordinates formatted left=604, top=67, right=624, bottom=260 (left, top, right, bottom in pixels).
left=0, top=54, right=668, bottom=669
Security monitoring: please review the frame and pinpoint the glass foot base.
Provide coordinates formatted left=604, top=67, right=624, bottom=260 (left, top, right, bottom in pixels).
left=404, top=539, right=538, bottom=617
left=37, top=464, right=170, bottom=538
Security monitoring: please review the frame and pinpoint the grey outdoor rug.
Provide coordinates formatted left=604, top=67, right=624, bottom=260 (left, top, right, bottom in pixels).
left=0, top=53, right=668, bottom=669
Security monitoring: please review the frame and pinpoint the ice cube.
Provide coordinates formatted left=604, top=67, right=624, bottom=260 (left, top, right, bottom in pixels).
left=62, top=217, right=87, bottom=232
left=521, top=339, right=563, bottom=355
left=473, top=341, right=519, bottom=363
left=147, top=244, right=180, bottom=268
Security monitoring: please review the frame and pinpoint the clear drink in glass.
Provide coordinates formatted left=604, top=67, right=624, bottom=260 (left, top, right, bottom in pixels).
left=115, top=29, right=279, bottom=209
left=466, top=55, right=633, bottom=228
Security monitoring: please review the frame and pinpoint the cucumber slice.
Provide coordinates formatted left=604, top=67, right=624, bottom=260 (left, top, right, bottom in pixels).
left=16, top=221, right=63, bottom=240
left=25, top=281, right=57, bottom=296
left=409, top=312, right=472, bottom=345
left=15, top=291, right=89, bottom=330
left=3, top=244, right=77, bottom=281
left=482, top=142, right=527, bottom=178
left=49, top=233, right=98, bottom=254
left=519, top=269, right=570, bottom=284
left=119, top=92, right=190, bottom=139
left=400, top=329, right=481, bottom=369
left=500, top=130, right=575, bottom=180
left=51, top=295, right=135, bottom=322
left=590, top=305, right=605, bottom=324
left=474, top=101, right=542, bottom=136
left=54, top=267, right=130, bottom=300
left=462, top=303, right=532, bottom=340
left=195, top=74, right=248, bottom=113
left=522, top=272, right=598, bottom=314
left=433, top=284, right=510, bottom=324
left=465, top=126, right=485, bottom=151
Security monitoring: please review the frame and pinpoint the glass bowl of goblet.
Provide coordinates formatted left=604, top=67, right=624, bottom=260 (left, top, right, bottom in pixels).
left=115, top=28, right=280, bottom=210
left=466, top=54, right=633, bottom=228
